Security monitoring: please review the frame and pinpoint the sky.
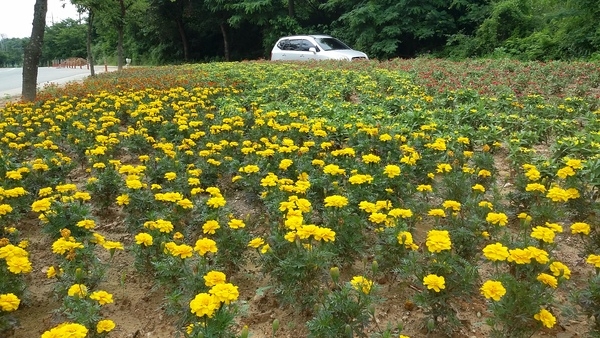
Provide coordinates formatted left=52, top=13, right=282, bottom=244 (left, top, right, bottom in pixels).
left=0, top=0, right=82, bottom=39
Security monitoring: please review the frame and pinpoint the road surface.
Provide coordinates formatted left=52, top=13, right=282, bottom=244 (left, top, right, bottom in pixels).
left=0, top=66, right=117, bottom=98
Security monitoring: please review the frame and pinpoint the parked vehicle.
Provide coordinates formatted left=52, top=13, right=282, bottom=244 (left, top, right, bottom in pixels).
left=270, top=35, right=369, bottom=61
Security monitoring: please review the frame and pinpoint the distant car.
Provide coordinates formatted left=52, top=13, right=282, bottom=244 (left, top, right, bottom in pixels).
left=270, top=35, right=369, bottom=61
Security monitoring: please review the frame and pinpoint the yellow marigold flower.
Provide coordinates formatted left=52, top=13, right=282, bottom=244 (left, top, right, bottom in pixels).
left=472, top=184, right=485, bottom=192
left=486, top=212, right=508, bottom=226
left=311, top=159, right=325, bottom=167
left=416, top=184, right=432, bottom=192
left=531, top=226, right=555, bottom=243
left=313, top=227, right=335, bottom=242
left=5, top=171, right=22, bottom=180
left=260, top=244, right=271, bottom=253
left=154, top=219, right=174, bottom=233
left=397, top=231, right=417, bottom=250
left=76, top=219, right=95, bottom=230
left=206, top=196, right=226, bottom=208
left=362, top=154, right=381, bottom=164
left=73, top=192, right=91, bottom=201
left=135, top=233, right=153, bottom=246
left=324, top=195, right=349, bottom=208
left=565, top=188, right=580, bottom=199
left=41, top=323, right=88, bottom=338
left=369, top=212, right=388, bottom=224
left=586, top=254, right=600, bottom=268
left=436, top=163, right=452, bottom=173
left=349, top=174, right=374, bottom=184
left=478, top=201, right=494, bottom=209
left=240, top=164, right=260, bottom=174
left=565, top=159, right=583, bottom=169
left=284, top=231, right=297, bottom=242
left=478, top=169, right=492, bottom=178
left=190, top=293, right=219, bottom=318
left=323, top=164, right=346, bottom=175
left=125, top=179, right=143, bottom=189
left=358, top=201, right=377, bottom=213
left=295, top=198, right=311, bottom=212
left=525, top=183, right=546, bottom=193
left=508, top=248, right=532, bottom=264
left=388, top=208, right=412, bottom=218
left=383, top=165, right=401, bottom=178
left=426, top=230, right=451, bottom=253
left=96, top=319, right=116, bottom=333
left=204, top=271, right=227, bottom=287
left=228, top=218, right=245, bottom=229
left=556, top=166, right=575, bottom=179
left=427, top=208, right=446, bottom=217
left=570, top=222, right=590, bottom=235
left=177, top=198, right=194, bottom=209
left=423, top=274, right=445, bottom=292
left=537, top=273, right=558, bottom=288
left=482, top=243, right=510, bottom=261
left=102, top=240, right=124, bottom=251
left=0, top=293, right=20, bottom=311
left=549, top=261, right=571, bottom=279
left=534, top=308, right=556, bottom=328
left=202, top=220, right=220, bottom=234
left=51, top=238, right=84, bottom=255
left=116, top=194, right=130, bottom=205
left=209, top=283, right=239, bottom=304
left=6, top=256, right=32, bottom=274
left=525, top=168, right=541, bottom=181
left=31, top=198, right=53, bottom=212
left=38, top=187, right=53, bottom=197
left=546, top=187, right=569, bottom=202
left=90, top=290, right=114, bottom=305
left=379, top=133, right=392, bottom=141
left=92, top=233, right=105, bottom=244
left=350, top=276, right=374, bottom=294
left=248, top=237, right=265, bottom=248
left=68, top=284, right=88, bottom=298
left=164, top=172, right=177, bottom=180
left=46, top=266, right=58, bottom=278
left=0, top=244, right=27, bottom=259
left=194, top=238, right=218, bottom=255
left=442, top=200, right=461, bottom=212
left=279, top=159, right=293, bottom=170
left=457, top=136, right=470, bottom=144
left=544, top=222, right=563, bottom=233
left=480, top=280, right=506, bottom=301
left=527, top=246, right=549, bottom=264
left=167, top=243, right=194, bottom=258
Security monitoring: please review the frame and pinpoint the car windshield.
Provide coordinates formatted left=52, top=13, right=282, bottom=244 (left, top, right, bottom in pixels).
left=315, top=38, right=351, bottom=51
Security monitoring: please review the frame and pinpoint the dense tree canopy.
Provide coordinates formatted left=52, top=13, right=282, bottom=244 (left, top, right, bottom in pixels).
left=1, top=0, right=599, bottom=67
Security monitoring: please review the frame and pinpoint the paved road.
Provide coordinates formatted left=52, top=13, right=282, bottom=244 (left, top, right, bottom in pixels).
left=0, top=66, right=117, bottom=98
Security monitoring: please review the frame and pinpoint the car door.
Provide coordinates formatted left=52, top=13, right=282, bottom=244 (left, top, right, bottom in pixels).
left=284, top=39, right=320, bottom=61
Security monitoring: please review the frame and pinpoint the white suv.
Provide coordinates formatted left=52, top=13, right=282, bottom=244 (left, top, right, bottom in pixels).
left=270, top=35, right=369, bottom=61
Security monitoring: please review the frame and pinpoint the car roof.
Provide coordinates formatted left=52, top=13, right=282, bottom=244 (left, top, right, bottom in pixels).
left=278, top=35, right=332, bottom=40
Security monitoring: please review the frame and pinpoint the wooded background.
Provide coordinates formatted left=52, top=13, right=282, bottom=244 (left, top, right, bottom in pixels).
left=1, top=0, right=599, bottom=67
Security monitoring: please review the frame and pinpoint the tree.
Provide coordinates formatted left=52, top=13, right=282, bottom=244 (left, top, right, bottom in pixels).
left=22, top=0, right=48, bottom=101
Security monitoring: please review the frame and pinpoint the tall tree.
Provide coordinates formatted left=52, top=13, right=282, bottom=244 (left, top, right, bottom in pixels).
left=22, top=0, right=48, bottom=101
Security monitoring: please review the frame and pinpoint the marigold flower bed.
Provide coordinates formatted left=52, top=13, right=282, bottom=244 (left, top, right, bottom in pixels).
left=1, top=59, right=599, bottom=337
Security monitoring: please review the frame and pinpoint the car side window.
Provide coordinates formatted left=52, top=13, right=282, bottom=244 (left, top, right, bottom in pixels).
left=286, top=39, right=314, bottom=51
left=299, top=40, right=315, bottom=51
left=277, top=39, right=291, bottom=50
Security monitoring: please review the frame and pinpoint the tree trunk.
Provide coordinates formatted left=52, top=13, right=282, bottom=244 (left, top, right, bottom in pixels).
left=87, top=9, right=95, bottom=76
left=176, top=18, right=189, bottom=62
left=117, top=0, right=126, bottom=71
left=288, top=0, right=295, bottom=18
left=22, top=0, right=47, bottom=102
left=220, top=22, right=230, bottom=62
